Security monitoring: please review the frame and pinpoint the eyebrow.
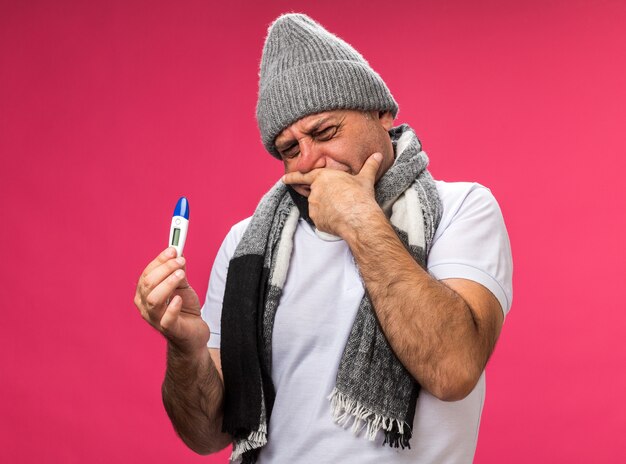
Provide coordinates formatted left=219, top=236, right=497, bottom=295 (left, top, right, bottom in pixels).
left=275, top=116, right=335, bottom=151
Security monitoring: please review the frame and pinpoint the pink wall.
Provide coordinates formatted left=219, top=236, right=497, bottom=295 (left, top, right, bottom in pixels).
left=2, top=0, right=625, bottom=462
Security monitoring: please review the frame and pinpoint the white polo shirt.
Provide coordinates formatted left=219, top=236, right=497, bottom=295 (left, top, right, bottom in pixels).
left=202, top=180, right=513, bottom=463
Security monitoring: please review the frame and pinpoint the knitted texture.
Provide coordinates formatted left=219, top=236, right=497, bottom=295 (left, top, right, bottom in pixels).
left=220, top=125, right=442, bottom=463
left=256, top=13, right=399, bottom=159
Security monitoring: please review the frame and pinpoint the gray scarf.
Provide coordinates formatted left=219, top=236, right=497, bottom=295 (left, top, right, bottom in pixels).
left=220, top=124, right=442, bottom=463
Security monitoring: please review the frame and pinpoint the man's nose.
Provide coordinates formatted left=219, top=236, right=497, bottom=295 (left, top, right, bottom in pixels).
left=295, top=140, right=326, bottom=173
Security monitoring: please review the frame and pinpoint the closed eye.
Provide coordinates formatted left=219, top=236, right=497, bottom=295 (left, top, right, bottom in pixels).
left=281, top=144, right=299, bottom=159
left=279, top=125, right=340, bottom=160
left=314, top=125, right=338, bottom=141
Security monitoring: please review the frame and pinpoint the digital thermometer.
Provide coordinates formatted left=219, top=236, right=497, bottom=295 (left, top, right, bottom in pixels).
left=169, top=197, right=189, bottom=257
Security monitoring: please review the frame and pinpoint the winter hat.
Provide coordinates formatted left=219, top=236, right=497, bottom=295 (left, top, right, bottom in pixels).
left=256, top=13, right=399, bottom=159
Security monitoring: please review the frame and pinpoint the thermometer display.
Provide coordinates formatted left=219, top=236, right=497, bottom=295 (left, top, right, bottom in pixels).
left=171, top=228, right=181, bottom=246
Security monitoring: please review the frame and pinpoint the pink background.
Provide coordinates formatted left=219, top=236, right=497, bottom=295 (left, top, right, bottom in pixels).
left=1, top=0, right=625, bottom=462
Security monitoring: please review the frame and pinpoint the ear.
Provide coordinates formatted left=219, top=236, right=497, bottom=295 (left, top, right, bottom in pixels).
left=378, top=110, right=394, bottom=130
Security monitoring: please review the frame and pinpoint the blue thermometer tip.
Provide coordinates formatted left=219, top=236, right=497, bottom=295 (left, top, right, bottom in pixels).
left=173, top=197, right=189, bottom=219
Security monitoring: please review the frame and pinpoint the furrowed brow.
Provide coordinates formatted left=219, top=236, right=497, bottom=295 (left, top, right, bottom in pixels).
left=275, top=116, right=335, bottom=151
left=304, top=116, right=333, bottom=135
left=275, top=138, right=296, bottom=152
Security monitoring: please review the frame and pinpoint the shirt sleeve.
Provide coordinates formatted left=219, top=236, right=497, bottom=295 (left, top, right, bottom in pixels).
left=201, top=218, right=250, bottom=348
left=427, top=184, right=513, bottom=317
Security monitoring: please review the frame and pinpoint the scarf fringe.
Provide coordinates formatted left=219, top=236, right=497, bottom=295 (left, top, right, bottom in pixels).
left=230, top=423, right=268, bottom=462
left=328, top=387, right=412, bottom=448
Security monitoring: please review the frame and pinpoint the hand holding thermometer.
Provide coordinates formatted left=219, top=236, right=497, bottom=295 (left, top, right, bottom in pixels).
left=169, top=197, right=189, bottom=257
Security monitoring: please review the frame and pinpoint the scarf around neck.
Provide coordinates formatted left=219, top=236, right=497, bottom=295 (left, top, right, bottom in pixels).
left=220, top=124, right=442, bottom=463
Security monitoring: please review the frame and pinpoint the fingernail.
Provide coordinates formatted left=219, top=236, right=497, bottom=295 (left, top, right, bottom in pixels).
left=281, top=175, right=286, bottom=183
left=166, top=247, right=176, bottom=257
left=174, top=269, right=184, bottom=278
left=176, top=256, right=185, bottom=265
left=373, top=153, right=383, bottom=162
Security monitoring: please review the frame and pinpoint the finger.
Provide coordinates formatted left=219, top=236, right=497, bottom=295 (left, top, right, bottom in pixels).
left=145, top=268, right=187, bottom=311
left=282, top=169, right=320, bottom=186
left=160, top=295, right=182, bottom=333
left=358, top=152, right=383, bottom=182
left=141, top=256, right=187, bottom=296
left=141, top=247, right=178, bottom=280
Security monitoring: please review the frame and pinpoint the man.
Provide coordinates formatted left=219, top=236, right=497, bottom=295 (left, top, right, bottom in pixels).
left=134, top=13, right=512, bottom=464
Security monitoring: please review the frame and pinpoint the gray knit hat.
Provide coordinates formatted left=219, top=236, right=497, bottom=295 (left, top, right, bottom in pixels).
left=256, top=13, right=399, bottom=159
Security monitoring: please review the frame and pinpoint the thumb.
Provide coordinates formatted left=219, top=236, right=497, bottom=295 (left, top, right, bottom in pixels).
left=175, top=265, right=191, bottom=291
left=358, top=152, right=383, bottom=182
left=160, top=295, right=183, bottom=333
